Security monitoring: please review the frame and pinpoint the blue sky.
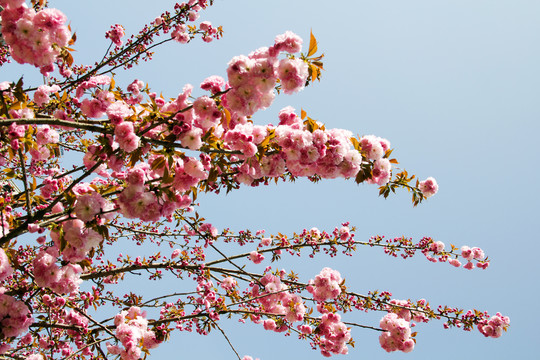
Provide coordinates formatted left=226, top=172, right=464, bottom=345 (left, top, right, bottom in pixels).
left=2, top=0, right=539, bottom=359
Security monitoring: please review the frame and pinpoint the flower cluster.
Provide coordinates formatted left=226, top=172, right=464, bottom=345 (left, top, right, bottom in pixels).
left=224, top=31, right=307, bottom=117
left=0, top=248, right=13, bottom=281
left=55, top=219, right=103, bottom=262
left=306, top=267, right=343, bottom=302
left=32, top=247, right=82, bottom=294
left=230, top=107, right=365, bottom=185
left=73, top=191, right=115, bottom=223
left=33, top=85, right=60, bottom=107
left=0, top=1, right=71, bottom=74
left=317, top=312, right=351, bottom=356
left=105, top=24, right=125, bottom=47
left=107, top=307, right=161, bottom=360
left=378, top=313, right=415, bottom=353
left=0, top=292, right=33, bottom=338
left=421, top=239, right=489, bottom=270
left=478, top=313, right=510, bottom=338
left=252, top=273, right=306, bottom=325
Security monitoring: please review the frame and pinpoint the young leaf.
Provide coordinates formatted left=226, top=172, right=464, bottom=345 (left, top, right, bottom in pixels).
left=307, top=30, right=318, bottom=57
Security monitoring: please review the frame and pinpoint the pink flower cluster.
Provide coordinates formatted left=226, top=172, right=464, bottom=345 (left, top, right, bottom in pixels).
left=306, top=267, right=343, bottom=302
left=230, top=107, right=364, bottom=184
left=167, top=3, right=220, bottom=42
left=478, top=313, right=510, bottom=338
left=33, top=85, right=60, bottom=106
left=80, top=91, right=114, bottom=119
left=105, top=24, right=125, bottom=47
left=317, top=312, right=351, bottom=357
left=26, top=355, right=43, bottom=360
left=53, top=219, right=103, bottom=263
left=0, top=248, right=13, bottom=281
left=199, top=21, right=219, bottom=43
left=172, top=156, right=209, bottom=192
left=116, top=160, right=194, bottom=222
left=62, top=309, right=89, bottom=351
left=75, top=75, right=112, bottom=99
left=171, top=24, right=190, bottom=43
left=0, top=1, right=71, bottom=74
left=114, top=121, right=140, bottom=153
left=359, top=135, right=392, bottom=185
left=386, top=299, right=428, bottom=323
left=248, top=251, right=264, bottom=264
left=359, top=135, right=390, bottom=160
left=224, top=31, right=307, bottom=117
left=32, top=247, right=82, bottom=294
left=421, top=239, right=489, bottom=270
left=0, top=292, right=33, bottom=338
left=219, top=276, right=236, bottom=290
left=460, top=245, right=488, bottom=270
left=379, top=313, right=415, bottom=353
left=73, top=191, right=115, bottom=223
left=252, top=273, right=306, bottom=325
left=107, top=307, right=160, bottom=360
left=35, top=124, right=60, bottom=146
left=117, top=184, right=162, bottom=222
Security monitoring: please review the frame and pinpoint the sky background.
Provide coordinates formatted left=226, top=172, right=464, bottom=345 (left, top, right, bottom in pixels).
left=2, top=0, right=539, bottom=359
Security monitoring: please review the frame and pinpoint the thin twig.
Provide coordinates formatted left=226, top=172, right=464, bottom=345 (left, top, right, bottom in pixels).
left=17, top=147, right=32, bottom=219
left=210, top=319, right=242, bottom=360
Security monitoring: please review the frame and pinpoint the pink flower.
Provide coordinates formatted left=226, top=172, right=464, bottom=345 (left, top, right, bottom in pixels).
left=476, top=261, right=489, bottom=270
left=274, top=31, right=303, bottom=53
left=0, top=249, right=13, bottom=282
left=460, top=246, right=474, bottom=261
left=472, top=247, right=485, bottom=260
left=278, top=106, right=300, bottom=126
left=263, top=319, right=277, bottom=331
left=81, top=98, right=106, bottom=118
left=33, top=85, right=59, bottom=106
left=429, top=240, right=445, bottom=253
left=277, top=58, right=309, bottom=94
left=448, top=258, right=462, bottom=267
left=248, top=251, right=264, bottom=264
left=419, top=177, right=438, bottom=198
left=33, top=8, right=67, bottom=29
left=171, top=24, right=190, bottom=43
left=107, top=101, right=133, bottom=124
left=0, top=293, right=33, bottom=338
left=179, top=128, right=203, bottom=150
left=220, top=276, right=236, bottom=290
left=73, top=191, right=113, bottom=223
left=26, top=355, right=43, bottom=360
left=200, top=75, right=225, bottom=94
left=114, top=122, right=140, bottom=153
left=171, top=249, right=181, bottom=259
left=359, top=135, right=386, bottom=160
left=36, top=125, right=59, bottom=145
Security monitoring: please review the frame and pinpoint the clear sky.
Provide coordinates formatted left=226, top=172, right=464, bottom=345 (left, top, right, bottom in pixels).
left=2, top=0, right=539, bottom=359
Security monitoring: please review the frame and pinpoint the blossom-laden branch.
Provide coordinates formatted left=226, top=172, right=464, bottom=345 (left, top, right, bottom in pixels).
left=0, top=0, right=507, bottom=359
